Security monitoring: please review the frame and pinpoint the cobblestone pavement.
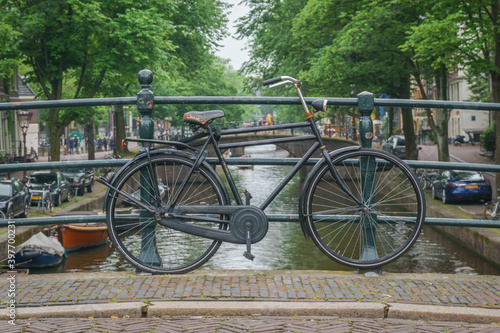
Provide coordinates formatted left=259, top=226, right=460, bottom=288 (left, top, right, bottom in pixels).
left=1, top=271, right=500, bottom=332
left=2, top=271, right=499, bottom=308
left=1, top=316, right=500, bottom=333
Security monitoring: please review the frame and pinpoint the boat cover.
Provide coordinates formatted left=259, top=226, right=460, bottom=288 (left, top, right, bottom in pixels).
left=14, top=232, right=65, bottom=257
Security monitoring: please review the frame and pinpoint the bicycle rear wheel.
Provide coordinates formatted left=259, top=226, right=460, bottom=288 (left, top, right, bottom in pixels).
left=302, top=149, right=425, bottom=269
left=106, top=154, right=229, bottom=274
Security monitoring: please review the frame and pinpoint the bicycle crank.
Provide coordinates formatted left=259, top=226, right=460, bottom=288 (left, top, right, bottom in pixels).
left=161, top=205, right=269, bottom=260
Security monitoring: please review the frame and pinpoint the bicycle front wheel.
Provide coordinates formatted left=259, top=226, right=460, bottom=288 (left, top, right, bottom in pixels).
left=302, top=149, right=425, bottom=269
left=106, top=154, right=229, bottom=274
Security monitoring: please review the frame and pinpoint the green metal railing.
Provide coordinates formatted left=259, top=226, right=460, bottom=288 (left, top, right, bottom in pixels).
left=1, top=69, right=500, bottom=230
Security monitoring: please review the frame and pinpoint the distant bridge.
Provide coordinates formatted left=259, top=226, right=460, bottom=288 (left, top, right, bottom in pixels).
left=201, top=133, right=358, bottom=158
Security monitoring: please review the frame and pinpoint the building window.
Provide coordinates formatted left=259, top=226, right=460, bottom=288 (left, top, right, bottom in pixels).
left=472, top=115, right=476, bottom=121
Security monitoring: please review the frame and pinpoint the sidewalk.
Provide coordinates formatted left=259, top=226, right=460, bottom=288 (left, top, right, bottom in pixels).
left=1, top=270, right=499, bottom=332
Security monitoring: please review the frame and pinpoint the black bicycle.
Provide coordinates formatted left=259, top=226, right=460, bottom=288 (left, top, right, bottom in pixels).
left=98, top=76, right=425, bottom=274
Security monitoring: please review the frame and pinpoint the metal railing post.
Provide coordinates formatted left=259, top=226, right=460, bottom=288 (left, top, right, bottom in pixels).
left=358, top=91, right=374, bottom=149
left=357, top=92, right=379, bottom=267
left=137, top=69, right=162, bottom=268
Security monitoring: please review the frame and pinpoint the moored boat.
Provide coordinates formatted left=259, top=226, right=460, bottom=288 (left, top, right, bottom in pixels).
left=14, top=232, right=65, bottom=268
left=53, top=211, right=108, bottom=252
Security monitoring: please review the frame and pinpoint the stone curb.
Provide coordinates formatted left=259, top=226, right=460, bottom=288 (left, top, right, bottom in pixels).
left=3, top=300, right=500, bottom=324
left=0, top=302, right=145, bottom=320
left=147, top=301, right=386, bottom=318
left=387, top=303, right=500, bottom=324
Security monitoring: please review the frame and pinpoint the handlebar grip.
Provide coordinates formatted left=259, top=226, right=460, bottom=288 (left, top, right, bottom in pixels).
left=262, top=76, right=282, bottom=86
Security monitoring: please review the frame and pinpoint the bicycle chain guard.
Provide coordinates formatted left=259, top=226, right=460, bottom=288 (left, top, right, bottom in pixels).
left=231, top=207, right=268, bottom=244
left=163, top=205, right=269, bottom=260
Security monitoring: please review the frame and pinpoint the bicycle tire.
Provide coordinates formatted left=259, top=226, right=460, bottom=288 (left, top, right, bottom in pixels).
left=106, top=154, right=229, bottom=274
left=302, top=149, right=425, bottom=269
left=483, top=202, right=498, bottom=220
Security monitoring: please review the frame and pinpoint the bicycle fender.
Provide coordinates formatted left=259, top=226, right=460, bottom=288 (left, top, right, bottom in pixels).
left=298, top=145, right=362, bottom=240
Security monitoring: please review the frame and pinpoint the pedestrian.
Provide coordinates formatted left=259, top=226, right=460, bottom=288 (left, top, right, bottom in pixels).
left=68, top=137, right=75, bottom=155
left=74, top=136, right=79, bottom=154
left=60, top=134, right=68, bottom=155
left=266, top=112, right=274, bottom=126
left=103, top=137, right=108, bottom=151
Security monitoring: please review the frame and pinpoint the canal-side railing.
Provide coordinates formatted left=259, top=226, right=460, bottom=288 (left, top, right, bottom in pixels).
left=1, top=69, right=500, bottom=232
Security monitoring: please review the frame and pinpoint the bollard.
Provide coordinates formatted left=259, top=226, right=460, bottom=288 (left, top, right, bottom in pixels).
left=136, top=69, right=162, bottom=268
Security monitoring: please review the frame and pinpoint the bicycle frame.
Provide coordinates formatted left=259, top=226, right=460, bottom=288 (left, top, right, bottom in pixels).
left=171, top=119, right=360, bottom=211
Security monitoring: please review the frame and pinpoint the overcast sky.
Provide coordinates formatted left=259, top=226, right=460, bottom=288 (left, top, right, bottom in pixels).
left=215, top=0, right=250, bottom=70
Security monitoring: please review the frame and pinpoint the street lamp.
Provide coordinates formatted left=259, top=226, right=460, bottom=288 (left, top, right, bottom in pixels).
left=16, top=110, right=33, bottom=180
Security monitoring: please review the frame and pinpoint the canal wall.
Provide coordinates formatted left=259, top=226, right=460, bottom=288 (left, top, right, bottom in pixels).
left=427, top=200, right=500, bottom=267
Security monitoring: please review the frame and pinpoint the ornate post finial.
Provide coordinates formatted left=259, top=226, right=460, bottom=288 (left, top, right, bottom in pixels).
left=357, top=91, right=374, bottom=148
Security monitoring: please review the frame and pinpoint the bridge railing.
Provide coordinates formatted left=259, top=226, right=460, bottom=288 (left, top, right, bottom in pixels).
left=0, top=69, right=499, bottom=232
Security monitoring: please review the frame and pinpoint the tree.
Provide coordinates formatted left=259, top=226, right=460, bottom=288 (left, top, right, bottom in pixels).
left=152, top=57, right=247, bottom=130
left=296, top=0, right=425, bottom=159
left=404, top=0, right=500, bottom=178
left=0, top=0, right=178, bottom=160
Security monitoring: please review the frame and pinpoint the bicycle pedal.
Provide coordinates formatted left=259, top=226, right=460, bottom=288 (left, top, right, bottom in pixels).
left=243, top=251, right=255, bottom=261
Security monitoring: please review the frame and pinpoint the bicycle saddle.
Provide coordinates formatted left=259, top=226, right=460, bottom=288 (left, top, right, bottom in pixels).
left=183, top=110, right=225, bottom=126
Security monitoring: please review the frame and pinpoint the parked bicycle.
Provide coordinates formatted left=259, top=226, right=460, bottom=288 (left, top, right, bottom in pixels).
left=98, top=76, right=425, bottom=274
left=28, top=180, right=54, bottom=213
left=415, top=168, right=440, bottom=190
left=483, top=193, right=500, bottom=220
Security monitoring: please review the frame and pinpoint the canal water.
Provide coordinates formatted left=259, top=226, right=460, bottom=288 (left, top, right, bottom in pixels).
left=42, top=145, right=500, bottom=275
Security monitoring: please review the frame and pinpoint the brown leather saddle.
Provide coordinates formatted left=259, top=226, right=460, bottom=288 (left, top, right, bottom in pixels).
left=183, top=110, right=225, bottom=127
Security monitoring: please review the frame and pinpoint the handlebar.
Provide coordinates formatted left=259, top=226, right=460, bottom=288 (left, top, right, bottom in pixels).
left=263, top=76, right=301, bottom=88
left=262, top=75, right=327, bottom=117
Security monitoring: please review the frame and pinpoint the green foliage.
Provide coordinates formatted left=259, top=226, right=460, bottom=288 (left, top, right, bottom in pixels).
left=465, top=70, right=493, bottom=103
left=482, top=121, right=496, bottom=153
left=0, top=0, right=239, bottom=159
left=426, top=130, right=438, bottom=144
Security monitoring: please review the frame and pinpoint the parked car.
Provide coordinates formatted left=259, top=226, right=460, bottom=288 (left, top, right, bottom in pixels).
left=0, top=179, right=29, bottom=219
left=28, top=171, right=70, bottom=207
left=62, top=168, right=94, bottom=196
left=382, top=135, right=419, bottom=159
left=432, top=170, right=492, bottom=204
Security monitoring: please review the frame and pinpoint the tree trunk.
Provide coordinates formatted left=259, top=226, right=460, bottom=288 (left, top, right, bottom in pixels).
left=399, top=76, right=419, bottom=160
left=48, top=109, right=61, bottom=161
left=387, top=107, right=394, bottom=136
left=492, top=70, right=500, bottom=191
left=434, top=63, right=450, bottom=162
left=87, top=122, right=95, bottom=160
